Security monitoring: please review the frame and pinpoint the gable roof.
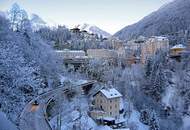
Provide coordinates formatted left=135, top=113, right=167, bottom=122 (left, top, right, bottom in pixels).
left=99, top=88, right=122, bottom=99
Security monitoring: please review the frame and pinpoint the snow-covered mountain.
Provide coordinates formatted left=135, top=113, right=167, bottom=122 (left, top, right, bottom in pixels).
left=77, top=23, right=111, bottom=38
left=30, top=13, right=47, bottom=31
left=114, top=0, right=190, bottom=41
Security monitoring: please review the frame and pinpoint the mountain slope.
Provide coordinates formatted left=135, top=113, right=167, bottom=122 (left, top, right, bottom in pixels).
left=77, top=23, right=111, bottom=38
left=114, top=0, right=190, bottom=41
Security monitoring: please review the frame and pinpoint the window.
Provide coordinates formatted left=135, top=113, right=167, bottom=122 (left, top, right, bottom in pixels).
left=115, top=104, right=117, bottom=108
left=110, top=100, right=112, bottom=103
left=110, top=106, right=112, bottom=109
left=110, top=112, right=112, bottom=115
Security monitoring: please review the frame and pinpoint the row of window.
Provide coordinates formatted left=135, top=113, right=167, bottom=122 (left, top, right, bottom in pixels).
left=99, top=104, right=118, bottom=111
left=109, top=111, right=119, bottom=116
left=110, top=104, right=118, bottom=109
left=96, top=98, right=118, bottom=103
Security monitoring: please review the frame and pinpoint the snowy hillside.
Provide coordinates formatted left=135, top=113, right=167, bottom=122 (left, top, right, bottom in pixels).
left=0, top=15, right=62, bottom=124
left=77, top=23, right=111, bottom=38
left=114, top=0, right=190, bottom=41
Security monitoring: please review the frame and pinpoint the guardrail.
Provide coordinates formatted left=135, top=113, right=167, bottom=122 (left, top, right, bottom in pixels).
left=44, top=98, right=56, bottom=130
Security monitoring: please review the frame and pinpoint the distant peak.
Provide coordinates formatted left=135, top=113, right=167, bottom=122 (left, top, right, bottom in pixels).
left=75, top=23, right=111, bottom=38
left=30, top=13, right=46, bottom=24
left=12, top=2, right=20, bottom=7
left=11, top=2, right=21, bottom=10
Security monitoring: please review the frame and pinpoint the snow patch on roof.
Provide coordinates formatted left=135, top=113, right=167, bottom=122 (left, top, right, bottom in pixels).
left=100, top=88, right=122, bottom=99
left=55, top=50, right=85, bottom=53
left=72, top=79, right=88, bottom=85
left=171, top=44, right=186, bottom=49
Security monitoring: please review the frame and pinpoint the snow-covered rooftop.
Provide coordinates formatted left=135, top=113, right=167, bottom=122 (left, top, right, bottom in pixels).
left=55, top=50, right=85, bottom=53
left=171, top=44, right=186, bottom=49
left=72, top=79, right=88, bottom=85
left=150, top=36, right=168, bottom=41
left=100, top=88, right=122, bottom=99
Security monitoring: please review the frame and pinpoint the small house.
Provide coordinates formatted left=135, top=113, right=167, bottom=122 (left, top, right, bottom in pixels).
left=170, top=44, right=186, bottom=57
left=90, top=88, right=124, bottom=125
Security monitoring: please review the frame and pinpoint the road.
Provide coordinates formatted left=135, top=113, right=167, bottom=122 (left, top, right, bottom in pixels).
left=19, top=87, right=64, bottom=130
left=19, top=80, right=96, bottom=130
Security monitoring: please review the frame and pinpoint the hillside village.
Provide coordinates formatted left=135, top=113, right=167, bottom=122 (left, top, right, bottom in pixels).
left=50, top=28, right=190, bottom=129
left=1, top=1, right=190, bottom=130
left=55, top=29, right=190, bottom=67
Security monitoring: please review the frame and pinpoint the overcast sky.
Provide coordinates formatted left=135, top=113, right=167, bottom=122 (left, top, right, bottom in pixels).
left=0, top=0, right=172, bottom=34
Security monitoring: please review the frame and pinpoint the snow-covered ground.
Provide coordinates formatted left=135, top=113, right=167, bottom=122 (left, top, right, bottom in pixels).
left=182, top=116, right=190, bottom=130
left=162, top=86, right=176, bottom=107
left=0, top=112, right=19, bottom=130
left=49, top=95, right=98, bottom=130
left=127, top=109, right=149, bottom=130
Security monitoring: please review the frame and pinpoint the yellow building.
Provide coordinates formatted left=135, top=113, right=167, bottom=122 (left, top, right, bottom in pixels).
left=90, top=88, right=124, bottom=123
left=170, top=44, right=186, bottom=57
left=141, top=36, right=169, bottom=64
